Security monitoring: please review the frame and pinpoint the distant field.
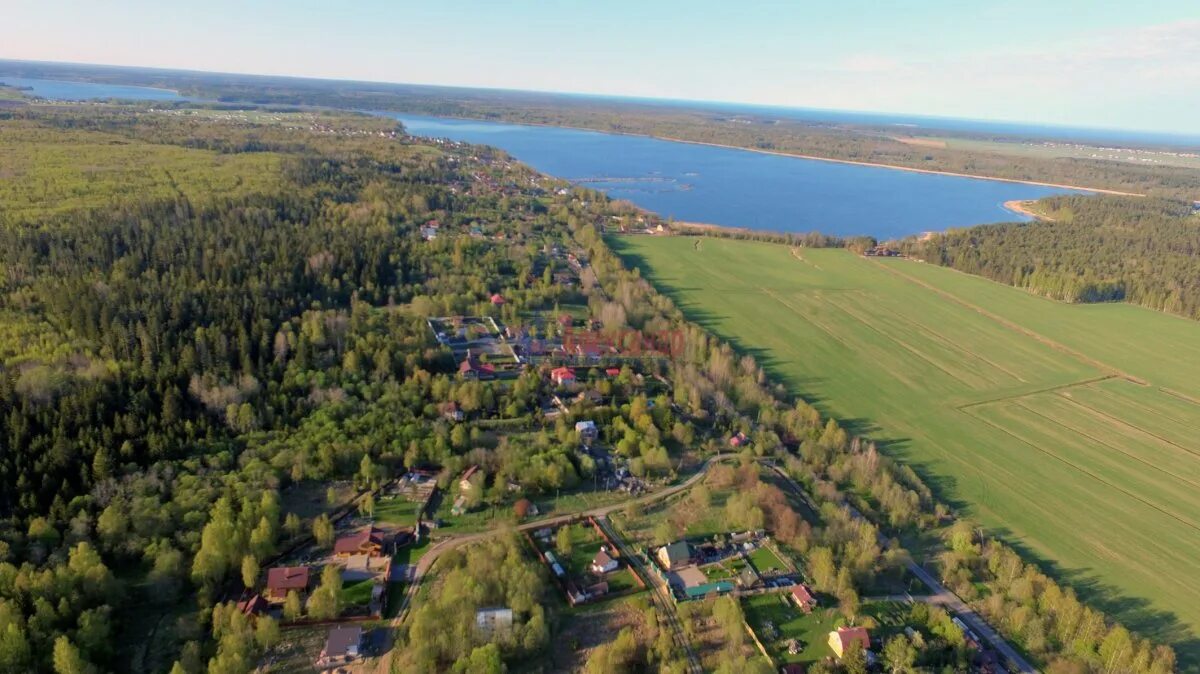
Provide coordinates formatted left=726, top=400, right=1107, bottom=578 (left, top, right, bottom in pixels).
left=611, top=236, right=1200, bottom=659
left=913, top=135, right=1200, bottom=170
left=0, top=120, right=281, bottom=218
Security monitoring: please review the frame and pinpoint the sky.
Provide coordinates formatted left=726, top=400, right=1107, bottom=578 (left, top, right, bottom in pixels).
left=6, top=0, right=1199, bottom=134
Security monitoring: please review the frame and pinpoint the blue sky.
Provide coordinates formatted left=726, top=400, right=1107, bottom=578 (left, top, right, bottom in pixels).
left=6, top=0, right=1199, bottom=133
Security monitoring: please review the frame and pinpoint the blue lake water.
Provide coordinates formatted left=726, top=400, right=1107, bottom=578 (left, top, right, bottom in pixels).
left=0, top=77, right=185, bottom=102
left=390, top=114, right=1083, bottom=238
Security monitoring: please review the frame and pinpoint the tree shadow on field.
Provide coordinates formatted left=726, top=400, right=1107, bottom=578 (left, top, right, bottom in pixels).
left=612, top=237, right=1200, bottom=669
left=986, top=526, right=1200, bottom=671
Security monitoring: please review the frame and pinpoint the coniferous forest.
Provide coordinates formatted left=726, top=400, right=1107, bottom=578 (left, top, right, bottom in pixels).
left=904, top=196, right=1200, bottom=319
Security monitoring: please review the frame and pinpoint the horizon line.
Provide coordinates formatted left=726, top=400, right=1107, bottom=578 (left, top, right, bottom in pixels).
left=2, top=55, right=1198, bottom=143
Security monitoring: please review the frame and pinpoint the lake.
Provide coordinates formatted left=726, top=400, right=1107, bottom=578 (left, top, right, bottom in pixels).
left=391, top=113, right=1084, bottom=238
left=0, top=77, right=185, bottom=102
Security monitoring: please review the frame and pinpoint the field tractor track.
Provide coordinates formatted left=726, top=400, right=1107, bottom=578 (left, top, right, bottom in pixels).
left=868, top=259, right=1149, bottom=386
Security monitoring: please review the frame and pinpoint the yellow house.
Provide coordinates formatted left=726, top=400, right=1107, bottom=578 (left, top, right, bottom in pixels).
left=828, top=626, right=870, bottom=658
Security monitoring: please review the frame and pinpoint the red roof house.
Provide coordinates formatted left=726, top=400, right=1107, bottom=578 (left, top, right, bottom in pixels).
left=550, top=366, right=576, bottom=386
left=334, top=527, right=385, bottom=558
left=459, top=354, right=496, bottom=380
left=490, top=293, right=506, bottom=305
left=790, top=584, right=818, bottom=613
left=265, top=566, right=310, bottom=601
left=828, top=626, right=870, bottom=658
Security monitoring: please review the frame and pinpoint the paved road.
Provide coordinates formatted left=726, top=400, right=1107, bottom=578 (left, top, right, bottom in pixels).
left=367, top=456, right=725, bottom=674
left=902, top=564, right=1037, bottom=673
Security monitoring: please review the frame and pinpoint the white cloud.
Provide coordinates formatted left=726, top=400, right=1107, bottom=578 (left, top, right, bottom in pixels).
left=768, top=19, right=1200, bottom=132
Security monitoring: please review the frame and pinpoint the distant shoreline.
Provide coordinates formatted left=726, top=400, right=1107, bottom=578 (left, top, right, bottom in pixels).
left=396, top=112, right=1144, bottom=196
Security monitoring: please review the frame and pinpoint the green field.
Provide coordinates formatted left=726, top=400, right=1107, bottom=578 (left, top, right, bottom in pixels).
left=612, top=235, right=1200, bottom=658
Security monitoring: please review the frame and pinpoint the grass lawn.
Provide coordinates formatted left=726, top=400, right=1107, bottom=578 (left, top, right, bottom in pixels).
left=747, top=546, right=788, bottom=574
left=341, top=579, right=376, bottom=607
left=612, top=235, right=1200, bottom=661
left=603, top=568, right=642, bottom=595
left=742, top=593, right=838, bottom=664
left=374, top=497, right=423, bottom=526
left=393, top=537, right=431, bottom=566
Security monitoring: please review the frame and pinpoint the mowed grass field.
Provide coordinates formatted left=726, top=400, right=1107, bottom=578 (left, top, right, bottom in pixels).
left=610, top=235, right=1200, bottom=660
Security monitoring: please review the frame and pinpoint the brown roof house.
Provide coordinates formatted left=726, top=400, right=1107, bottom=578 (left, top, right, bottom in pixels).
left=334, top=526, right=385, bottom=558
left=316, top=625, right=363, bottom=669
left=265, top=566, right=310, bottom=602
left=591, top=548, right=619, bottom=574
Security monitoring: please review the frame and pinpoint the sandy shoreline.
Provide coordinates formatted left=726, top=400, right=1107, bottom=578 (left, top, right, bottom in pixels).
left=400, top=112, right=1144, bottom=196
left=1003, top=199, right=1053, bottom=221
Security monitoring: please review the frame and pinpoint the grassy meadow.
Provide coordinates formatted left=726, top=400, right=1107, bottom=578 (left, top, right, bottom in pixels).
left=611, top=235, right=1200, bottom=658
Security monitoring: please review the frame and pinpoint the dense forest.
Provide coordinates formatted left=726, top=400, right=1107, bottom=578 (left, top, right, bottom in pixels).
left=903, top=195, right=1200, bottom=319
left=0, top=101, right=1182, bottom=674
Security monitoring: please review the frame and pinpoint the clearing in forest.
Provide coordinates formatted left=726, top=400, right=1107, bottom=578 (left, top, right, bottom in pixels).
left=610, top=235, right=1200, bottom=660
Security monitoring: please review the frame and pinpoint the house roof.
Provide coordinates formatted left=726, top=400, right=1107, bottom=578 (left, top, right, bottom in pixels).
left=661, top=541, right=691, bottom=564
left=236, top=594, right=269, bottom=616
left=266, top=566, right=310, bottom=591
left=461, top=465, right=479, bottom=482
left=490, top=293, right=506, bottom=304
left=832, top=626, right=870, bottom=651
left=593, top=549, right=615, bottom=568
left=334, top=527, right=384, bottom=555
left=575, top=420, right=597, bottom=432
left=551, top=366, right=575, bottom=379
left=324, top=625, right=363, bottom=658
left=791, top=584, right=816, bottom=604
left=676, top=565, right=708, bottom=588
left=459, top=357, right=496, bottom=375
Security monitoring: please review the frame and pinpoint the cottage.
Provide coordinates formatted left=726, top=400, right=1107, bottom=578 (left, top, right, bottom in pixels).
left=317, top=625, right=363, bottom=668
left=790, top=584, right=818, bottom=613
left=575, top=420, right=599, bottom=443
left=265, top=566, right=310, bottom=601
left=441, top=401, right=464, bottom=422
left=657, top=541, right=691, bottom=570
left=490, top=293, right=506, bottom=306
left=550, top=366, right=576, bottom=386
left=334, top=526, right=385, bottom=558
left=738, top=567, right=761, bottom=589
left=828, top=626, right=870, bottom=658
left=459, top=465, right=480, bottom=492
left=729, top=431, right=748, bottom=448
left=591, top=548, right=619, bottom=574
left=458, top=352, right=496, bottom=380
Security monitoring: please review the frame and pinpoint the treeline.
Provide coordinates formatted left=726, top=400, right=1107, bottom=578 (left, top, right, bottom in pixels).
left=903, top=195, right=1200, bottom=319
